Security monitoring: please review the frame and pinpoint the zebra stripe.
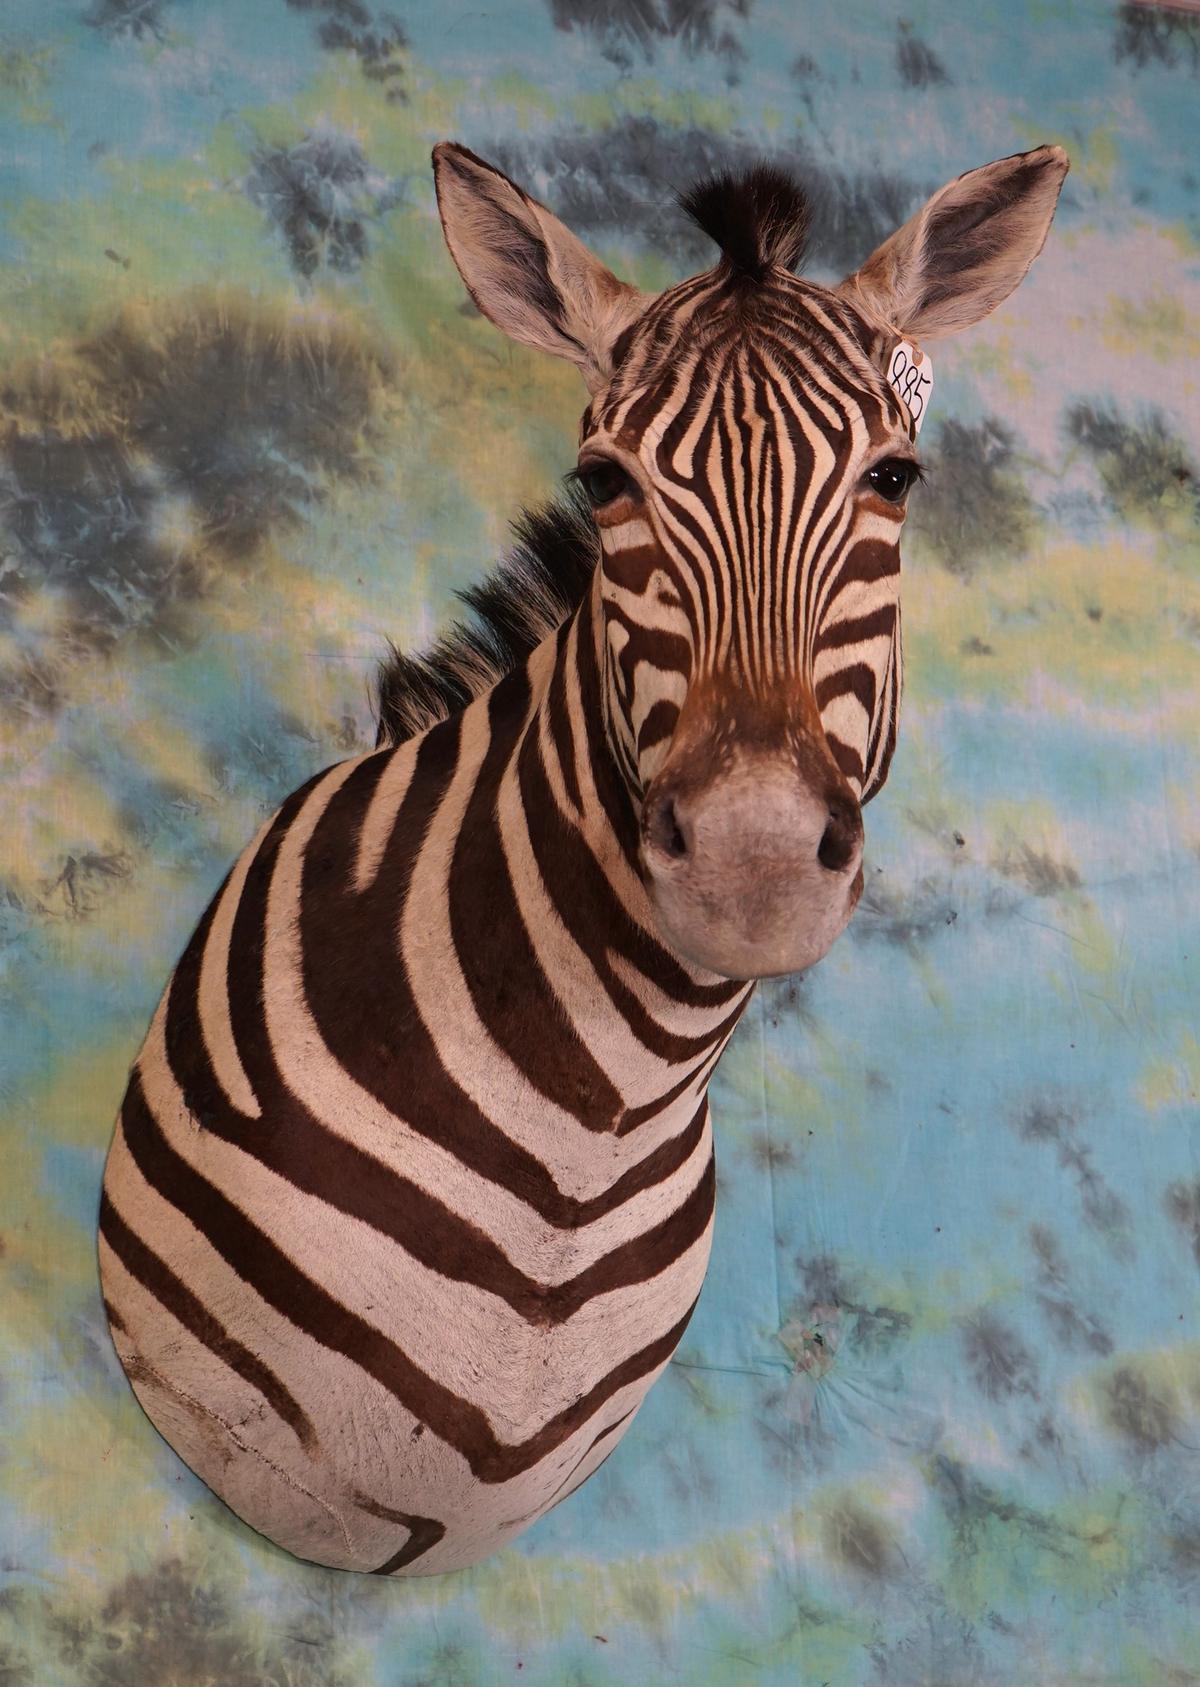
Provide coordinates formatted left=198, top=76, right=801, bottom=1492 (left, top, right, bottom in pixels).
left=100, top=136, right=1068, bottom=1577
left=587, top=272, right=906, bottom=809
left=101, top=567, right=750, bottom=1574
left=100, top=265, right=909, bottom=1575
left=98, top=131, right=1044, bottom=1574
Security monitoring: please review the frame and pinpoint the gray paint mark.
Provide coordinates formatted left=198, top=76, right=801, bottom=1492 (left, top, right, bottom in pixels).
left=1164, top=1178, right=1200, bottom=1268
left=1101, top=1365, right=1179, bottom=1452
left=895, top=20, right=951, bottom=88
left=853, top=874, right=959, bottom=950
left=1014, top=1099, right=1134, bottom=1257
left=1066, top=400, right=1198, bottom=523
left=907, top=417, right=1036, bottom=579
left=994, top=844, right=1082, bottom=899
left=1113, top=3, right=1200, bottom=75
left=1029, top=1223, right=1067, bottom=1285
left=928, top=1453, right=1076, bottom=1557
left=34, top=1554, right=358, bottom=1686
left=0, top=298, right=389, bottom=716
left=488, top=119, right=924, bottom=274
left=795, top=1254, right=913, bottom=1353
left=747, top=1128, right=798, bottom=1172
left=283, top=0, right=409, bottom=99
left=823, top=1498, right=900, bottom=1579
left=1168, top=1519, right=1200, bottom=1582
left=546, top=0, right=752, bottom=77
left=1036, top=1293, right=1113, bottom=1357
left=961, top=1310, right=1040, bottom=1401
left=868, top=1608, right=999, bottom=1687
left=83, top=0, right=170, bottom=42
left=245, top=127, right=404, bottom=277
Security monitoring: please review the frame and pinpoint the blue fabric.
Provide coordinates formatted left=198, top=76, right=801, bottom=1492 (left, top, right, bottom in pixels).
left=1, top=1, right=1197, bottom=1680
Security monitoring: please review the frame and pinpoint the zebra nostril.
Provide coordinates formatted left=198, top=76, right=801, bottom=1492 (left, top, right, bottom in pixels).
left=645, top=792, right=690, bottom=862
left=817, top=804, right=861, bottom=873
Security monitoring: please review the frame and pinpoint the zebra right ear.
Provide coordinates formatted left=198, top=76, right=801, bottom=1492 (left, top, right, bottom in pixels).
left=838, top=144, right=1068, bottom=342
left=433, top=143, right=648, bottom=393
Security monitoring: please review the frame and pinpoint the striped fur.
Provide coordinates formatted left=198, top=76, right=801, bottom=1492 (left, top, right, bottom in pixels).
left=585, top=266, right=909, bottom=802
left=100, top=141, right=1066, bottom=1575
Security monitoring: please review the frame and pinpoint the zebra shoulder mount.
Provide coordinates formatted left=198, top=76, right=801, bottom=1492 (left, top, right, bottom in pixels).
left=99, top=139, right=1068, bottom=1575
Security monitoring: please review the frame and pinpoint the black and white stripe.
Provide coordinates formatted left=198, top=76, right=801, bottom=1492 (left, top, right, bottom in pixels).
left=99, top=139, right=1068, bottom=1574
left=100, top=580, right=746, bottom=1574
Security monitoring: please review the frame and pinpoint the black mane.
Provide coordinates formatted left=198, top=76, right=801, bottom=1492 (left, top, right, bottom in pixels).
left=374, top=487, right=599, bottom=747
left=679, top=163, right=811, bottom=281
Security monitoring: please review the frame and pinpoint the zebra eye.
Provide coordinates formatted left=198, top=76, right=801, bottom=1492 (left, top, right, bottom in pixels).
left=577, top=460, right=632, bottom=509
left=865, top=458, right=921, bottom=504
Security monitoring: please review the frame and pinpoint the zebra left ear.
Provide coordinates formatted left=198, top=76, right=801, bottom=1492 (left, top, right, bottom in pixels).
left=433, top=143, right=649, bottom=392
left=838, top=144, right=1068, bottom=342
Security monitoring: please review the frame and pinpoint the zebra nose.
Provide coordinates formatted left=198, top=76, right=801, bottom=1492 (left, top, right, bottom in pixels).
left=643, top=790, right=693, bottom=862
left=817, top=797, right=863, bottom=873
left=639, top=760, right=864, bottom=979
left=643, top=781, right=862, bottom=877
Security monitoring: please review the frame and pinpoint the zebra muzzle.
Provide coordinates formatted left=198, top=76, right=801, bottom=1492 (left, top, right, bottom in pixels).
left=640, top=755, right=864, bottom=980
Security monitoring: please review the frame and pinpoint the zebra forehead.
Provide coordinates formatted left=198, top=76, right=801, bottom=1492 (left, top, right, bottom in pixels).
left=594, top=273, right=895, bottom=436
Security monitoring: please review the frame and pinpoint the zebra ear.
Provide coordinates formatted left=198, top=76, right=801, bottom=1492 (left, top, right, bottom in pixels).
left=433, top=143, right=648, bottom=392
left=839, top=145, right=1068, bottom=341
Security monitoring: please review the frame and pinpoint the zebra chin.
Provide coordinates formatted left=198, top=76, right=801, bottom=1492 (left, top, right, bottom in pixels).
left=639, top=757, right=865, bottom=980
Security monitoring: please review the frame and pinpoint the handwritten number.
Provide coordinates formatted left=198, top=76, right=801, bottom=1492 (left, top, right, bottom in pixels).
left=888, top=345, right=932, bottom=429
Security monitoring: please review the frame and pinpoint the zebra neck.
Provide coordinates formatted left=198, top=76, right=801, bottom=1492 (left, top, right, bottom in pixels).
left=494, top=589, right=752, bottom=1134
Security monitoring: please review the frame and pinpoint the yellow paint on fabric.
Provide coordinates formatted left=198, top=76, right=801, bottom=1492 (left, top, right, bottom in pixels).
left=906, top=537, right=1200, bottom=713
left=1101, top=294, right=1200, bottom=365
left=1138, top=1033, right=1200, bottom=1112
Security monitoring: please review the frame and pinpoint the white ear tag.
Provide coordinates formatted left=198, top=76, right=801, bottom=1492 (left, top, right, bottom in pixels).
left=887, top=340, right=934, bottom=434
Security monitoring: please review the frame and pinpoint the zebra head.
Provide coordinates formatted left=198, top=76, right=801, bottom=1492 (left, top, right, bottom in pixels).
left=434, top=142, right=1067, bottom=979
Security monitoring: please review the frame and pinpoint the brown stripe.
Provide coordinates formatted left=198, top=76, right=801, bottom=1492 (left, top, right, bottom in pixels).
left=606, top=612, right=693, bottom=711
left=164, top=900, right=714, bottom=1320
left=815, top=661, right=877, bottom=718
left=354, top=1492, right=447, bottom=1575
left=278, top=712, right=715, bottom=1227
left=825, top=732, right=865, bottom=786
left=862, top=627, right=900, bottom=801
left=636, top=698, right=681, bottom=755
left=447, top=672, right=625, bottom=1131
left=159, top=826, right=714, bottom=1320
left=834, top=536, right=901, bottom=592
left=166, top=764, right=335, bottom=1118
left=814, top=603, right=896, bottom=655
left=99, top=1182, right=316, bottom=1450
left=162, top=801, right=712, bottom=1265
left=118, top=1069, right=502, bottom=1473
left=541, top=1405, right=634, bottom=1508
left=515, top=726, right=744, bottom=1045
left=297, top=710, right=614, bottom=1216
left=617, top=1047, right=726, bottom=1137
left=501, top=1404, right=636, bottom=1529
left=547, top=617, right=584, bottom=815
left=136, top=1026, right=711, bottom=1336
left=116, top=1072, right=700, bottom=1484
left=537, top=1152, right=714, bottom=1324
left=571, top=589, right=644, bottom=872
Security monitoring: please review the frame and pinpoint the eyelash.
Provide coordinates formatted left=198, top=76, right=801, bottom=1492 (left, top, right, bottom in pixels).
left=864, top=457, right=926, bottom=503
left=567, top=461, right=634, bottom=509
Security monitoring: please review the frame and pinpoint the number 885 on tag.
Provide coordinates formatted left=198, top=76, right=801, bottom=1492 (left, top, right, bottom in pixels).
left=888, top=340, right=933, bottom=434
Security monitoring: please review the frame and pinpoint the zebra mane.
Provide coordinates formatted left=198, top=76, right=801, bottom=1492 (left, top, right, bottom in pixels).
left=679, top=163, right=811, bottom=282
left=374, top=487, right=599, bottom=747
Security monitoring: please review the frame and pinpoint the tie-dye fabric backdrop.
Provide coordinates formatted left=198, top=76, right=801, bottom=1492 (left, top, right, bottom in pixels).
left=2, top=1, right=1197, bottom=1681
